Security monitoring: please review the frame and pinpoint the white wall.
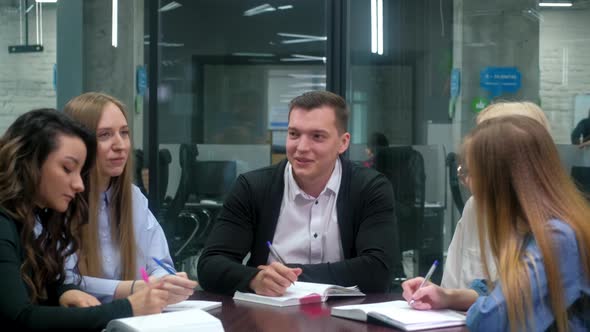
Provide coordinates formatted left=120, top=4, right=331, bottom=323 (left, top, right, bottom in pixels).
left=0, top=3, right=56, bottom=134
left=540, top=8, right=590, bottom=144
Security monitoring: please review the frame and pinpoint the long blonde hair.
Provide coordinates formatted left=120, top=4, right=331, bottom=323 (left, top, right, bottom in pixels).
left=476, top=101, right=550, bottom=130
left=64, top=92, right=137, bottom=280
left=464, top=116, right=590, bottom=331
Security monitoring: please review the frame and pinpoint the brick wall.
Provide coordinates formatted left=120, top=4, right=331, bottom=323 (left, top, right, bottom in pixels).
left=540, top=8, right=590, bottom=143
left=0, top=3, right=56, bottom=135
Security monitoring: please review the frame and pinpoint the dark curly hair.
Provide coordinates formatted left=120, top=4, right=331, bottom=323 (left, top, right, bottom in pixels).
left=0, top=108, right=96, bottom=303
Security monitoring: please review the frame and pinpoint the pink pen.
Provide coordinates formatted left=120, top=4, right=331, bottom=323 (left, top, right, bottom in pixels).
left=140, top=267, right=150, bottom=285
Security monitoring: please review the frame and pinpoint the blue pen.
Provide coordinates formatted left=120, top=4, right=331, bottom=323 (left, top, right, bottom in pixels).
left=409, top=260, right=438, bottom=306
left=152, top=257, right=176, bottom=275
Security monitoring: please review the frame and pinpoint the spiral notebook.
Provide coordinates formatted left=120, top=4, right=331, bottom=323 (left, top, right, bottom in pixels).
left=233, top=281, right=365, bottom=307
left=331, top=300, right=466, bottom=331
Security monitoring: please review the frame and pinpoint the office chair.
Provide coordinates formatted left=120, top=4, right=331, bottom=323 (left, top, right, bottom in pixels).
left=134, top=149, right=147, bottom=195
left=571, top=166, right=590, bottom=200
left=374, top=146, right=426, bottom=253
left=373, top=146, right=425, bottom=284
left=163, top=144, right=238, bottom=266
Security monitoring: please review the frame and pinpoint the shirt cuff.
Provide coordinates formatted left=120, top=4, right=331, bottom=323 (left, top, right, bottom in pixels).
left=469, top=279, right=489, bottom=296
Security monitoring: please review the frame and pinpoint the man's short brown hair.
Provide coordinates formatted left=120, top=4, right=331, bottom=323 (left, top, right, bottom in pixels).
left=288, top=91, right=349, bottom=133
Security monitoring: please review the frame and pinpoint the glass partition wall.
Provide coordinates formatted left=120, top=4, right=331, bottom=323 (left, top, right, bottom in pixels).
left=142, top=0, right=590, bottom=282
left=143, top=0, right=327, bottom=274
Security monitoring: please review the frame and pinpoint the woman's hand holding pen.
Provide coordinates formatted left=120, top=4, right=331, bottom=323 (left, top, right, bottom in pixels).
left=158, top=272, right=198, bottom=304
left=401, top=277, right=479, bottom=312
left=249, top=262, right=302, bottom=297
left=127, top=280, right=168, bottom=316
left=402, top=277, right=449, bottom=310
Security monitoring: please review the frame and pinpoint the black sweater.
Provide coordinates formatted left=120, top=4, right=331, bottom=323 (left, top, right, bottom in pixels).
left=198, top=158, right=401, bottom=295
left=0, top=211, right=132, bottom=331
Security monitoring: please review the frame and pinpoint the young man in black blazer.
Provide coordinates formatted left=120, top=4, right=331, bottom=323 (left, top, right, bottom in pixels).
left=198, top=91, right=400, bottom=296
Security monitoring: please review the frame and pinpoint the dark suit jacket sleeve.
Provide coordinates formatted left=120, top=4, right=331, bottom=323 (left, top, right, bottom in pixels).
left=290, top=173, right=397, bottom=292
left=197, top=175, right=261, bottom=295
left=572, top=120, right=584, bottom=144
left=0, top=216, right=132, bottom=330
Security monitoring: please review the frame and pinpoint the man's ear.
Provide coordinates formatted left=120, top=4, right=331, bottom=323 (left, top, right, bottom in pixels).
left=338, top=132, right=351, bottom=154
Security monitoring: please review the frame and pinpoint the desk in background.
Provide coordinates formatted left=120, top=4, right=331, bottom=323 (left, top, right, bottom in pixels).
left=190, top=291, right=468, bottom=332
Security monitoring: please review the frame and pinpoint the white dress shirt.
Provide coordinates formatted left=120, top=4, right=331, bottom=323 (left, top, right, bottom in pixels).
left=65, top=184, right=173, bottom=303
left=441, top=196, right=497, bottom=289
left=270, top=159, right=344, bottom=265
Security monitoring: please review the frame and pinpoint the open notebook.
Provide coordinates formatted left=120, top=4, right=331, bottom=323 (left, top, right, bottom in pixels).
left=105, top=308, right=224, bottom=332
left=331, top=300, right=466, bottom=331
left=233, top=281, right=365, bottom=307
left=163, top=300, right=221, bottom=312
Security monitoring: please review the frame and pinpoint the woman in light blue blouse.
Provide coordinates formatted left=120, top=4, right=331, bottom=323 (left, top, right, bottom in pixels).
left=402, top=115, right=590, bottom=331
left=64, top=92, right=197, bottom=305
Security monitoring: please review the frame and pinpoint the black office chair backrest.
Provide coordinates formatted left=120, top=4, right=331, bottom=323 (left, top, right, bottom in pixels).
left=134, top=149, right=146, bottom=194
left=158, top=148, right=172, bottom=203
left=192, top=160, right=237, bottom=202
left=374, top=146, right=425, bottom=253
left=571, top=166, right=590, bottom=200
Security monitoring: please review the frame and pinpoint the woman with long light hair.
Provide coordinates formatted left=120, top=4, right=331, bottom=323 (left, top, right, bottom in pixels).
left=64, top=92, right=196, bottom=304
left=403, top=116, right=590, bottom=331
left=0, top=109, right=167, bottom=329
left=442, top=101, right=550, bottom=290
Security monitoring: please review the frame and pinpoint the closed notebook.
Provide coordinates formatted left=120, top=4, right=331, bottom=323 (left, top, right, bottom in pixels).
left=163, top=300, right=221, bottom=312
left=233, top=281, right=365, bottom=307
left=105, top=308, right=224, bottom=332
left=331, top=300, right=465, bottom=331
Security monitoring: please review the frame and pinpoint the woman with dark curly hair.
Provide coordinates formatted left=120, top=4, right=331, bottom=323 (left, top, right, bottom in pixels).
left=0, top=109, right=168, bottom=330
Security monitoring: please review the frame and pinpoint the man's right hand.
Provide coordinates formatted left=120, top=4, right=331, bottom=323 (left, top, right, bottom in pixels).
left=249, top=262, right=302, bottom=296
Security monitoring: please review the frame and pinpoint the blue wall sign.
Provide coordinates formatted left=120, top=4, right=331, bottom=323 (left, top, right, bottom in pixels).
left=136, top=65, right=147, bottom=96
left=450, top=68, right=460, bottom=98
left=480, top=67, right=521, bottom=97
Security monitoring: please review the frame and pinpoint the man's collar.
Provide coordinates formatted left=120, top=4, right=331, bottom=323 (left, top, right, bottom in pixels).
left=286, top=158, right=342, bottom=200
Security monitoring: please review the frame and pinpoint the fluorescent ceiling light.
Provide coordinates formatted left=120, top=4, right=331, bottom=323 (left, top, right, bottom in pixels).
left=280, top=54, right=326, bottom=63
left=112, top=0, right=118, bottom=47
left=278, top=33, right=327, bottom=44
left=288, top=74, right=327, bottom=79
left=35, top=0, right=57, bottom=3
left=278, top=5, right=293, bottom=10
left=371, top=0, right=383, bottom=55
left=232, top=52, right=275, bottom=57
left=539, top=2, right=572, bottom=7
left=244, top=4, right=276, bottom=16
left=289, top=82, right=327, bottom=88
left=159, top=1, right=182, bottom=12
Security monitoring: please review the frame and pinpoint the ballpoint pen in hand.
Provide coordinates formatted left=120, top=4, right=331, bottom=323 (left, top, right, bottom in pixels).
left=409, top=260, right=439, bottom=306
left=266, top=241, right=287, bottom=265
left=266, top=241, right=295, bottom=285
left=140, top=267, right=150, bottom=285
left=152, top=257, right=176, bottom=275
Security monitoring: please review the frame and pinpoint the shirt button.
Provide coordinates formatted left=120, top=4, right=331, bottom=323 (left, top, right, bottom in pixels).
left=313, top=233, right=318, bottom=238
left=315, top=201, right=318, bottom=205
